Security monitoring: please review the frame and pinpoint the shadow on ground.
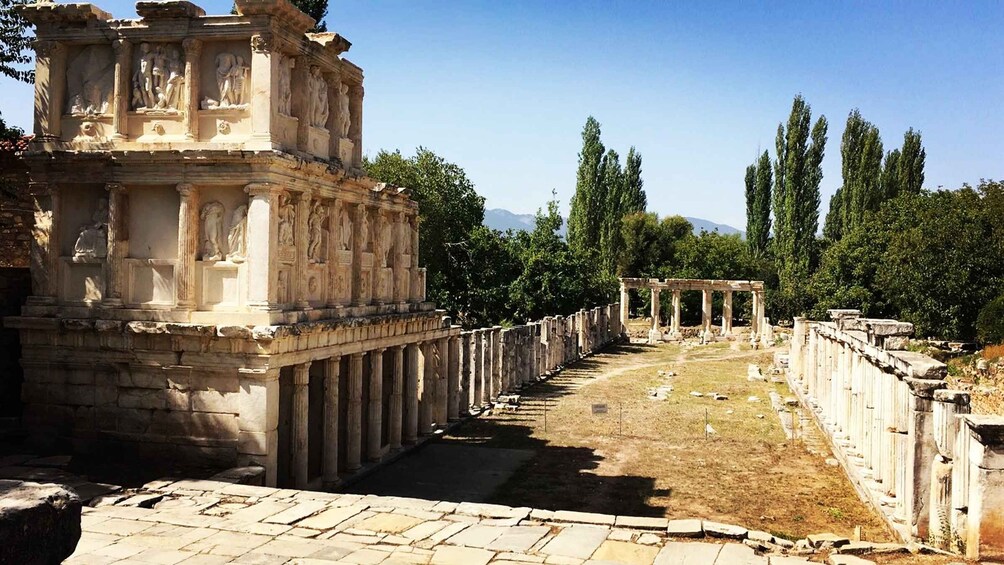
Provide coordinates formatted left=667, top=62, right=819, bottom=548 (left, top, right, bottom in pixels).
left=347, top=344, right=668, bottom=517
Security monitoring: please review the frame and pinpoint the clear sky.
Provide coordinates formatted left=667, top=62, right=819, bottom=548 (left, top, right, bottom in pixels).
left=2, top=1, right=1002, bottom=228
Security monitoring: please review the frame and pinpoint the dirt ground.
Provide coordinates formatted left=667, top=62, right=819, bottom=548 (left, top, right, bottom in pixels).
left=444, top=338, right=897, bottom=544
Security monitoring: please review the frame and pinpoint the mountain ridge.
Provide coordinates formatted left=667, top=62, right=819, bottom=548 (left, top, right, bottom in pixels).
left=483, top=208, right=743, bottom=238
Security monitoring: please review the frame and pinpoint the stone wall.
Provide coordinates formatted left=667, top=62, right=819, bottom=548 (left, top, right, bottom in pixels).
left=0, top=268, right=30, bottom=419
left=0, top=152, right=30, bottom=269
left=788, top=312, right=1004, bottom=560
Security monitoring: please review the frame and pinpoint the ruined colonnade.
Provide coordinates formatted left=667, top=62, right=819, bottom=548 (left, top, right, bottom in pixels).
left=789, top=311, right=1004, bottom=560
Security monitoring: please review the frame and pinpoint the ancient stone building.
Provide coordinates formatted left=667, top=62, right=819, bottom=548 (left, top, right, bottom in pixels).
left=8, top=0, right=459, bottom=489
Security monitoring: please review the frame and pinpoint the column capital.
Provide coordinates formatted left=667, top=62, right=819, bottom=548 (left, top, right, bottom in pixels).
left=32, top=39, right=64, bottom=58
left=112, top=38, right=131, bottom=57
left=293, top=361, right=312, bottom=385
left=176, top=183, right=195, bottom=197
left=350, top=351, right=365, bottom=360
left=251, top=32, right=275, bottom=54
left=105, top=182, right=124, bottom=194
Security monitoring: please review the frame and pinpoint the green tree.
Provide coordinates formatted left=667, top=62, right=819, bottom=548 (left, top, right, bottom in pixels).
left=365, top=147, right=485, bottom=317
left=293, top=0, right=328, bottom=32
left=618, top=212, right=692, bottom=278
left=1, top=0, right=32, bottom=83
left=567, top=117, right=606, bottom=256
left=834, top=109, right=883, bottom=237
left=898, top=128, right=925, bottom=195
left=622, top=147, right=646, bottom=213
left=745, top=150, right=772, bottom=257
left=823, top=188, right=844, bottom=241
left=881, top=148, right=902, bottom=200
left=447, top=226, right=521, bottom=328
left=0, top=110, right=24, bottom=142
left=773, top=95, right=827, bottom=318
left=599, top=149, right=623, bottom=274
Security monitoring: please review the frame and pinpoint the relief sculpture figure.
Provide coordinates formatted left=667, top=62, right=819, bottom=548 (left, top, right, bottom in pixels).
left=201, top=201, right=226, bottom=261
left=278, top=195, right=295, bottom=247
left=336, top=83, right=350, bottom=138
left=72, top=198, right=109, bottom=259
left=202, top=53, right=249, bottom=109
left=307, top=201, right=327, bottom=262
left=338, top=204, right=352, bottom=251
left=309, top=66, right=329, bottom=128
left=227, top=204, right=247, bottom=262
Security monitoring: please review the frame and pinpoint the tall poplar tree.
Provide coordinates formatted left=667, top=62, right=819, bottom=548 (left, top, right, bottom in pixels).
left=898, top=128, right=925, bottom=195
left=567, top=117, right=605, bottom=256
left=622, top=147, right=646, bottom=213
left=835, top=109, right=883, bottom=236
left=745, top=150, right=772, bottom=258
left=773, top=95, right=827, bottom=315
left=599, top=149, right=623, bottom=274
left=881, top=148, right=902, bottom=200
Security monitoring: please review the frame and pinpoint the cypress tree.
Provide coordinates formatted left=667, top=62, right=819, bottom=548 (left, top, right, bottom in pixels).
left=567, top=117, right=605, bottom=255
left=745, top=162, right=757, bottom=244
left=899, top=128, right=925, bottom=195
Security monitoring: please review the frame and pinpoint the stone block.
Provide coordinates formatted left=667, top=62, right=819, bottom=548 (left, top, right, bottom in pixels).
left=149, top=411, right=239, bottom=440
left=239, top=376, right=279, bottom=433
left=117, top=370, right=166, bottom=389
left=118, top=388, right=166, bottom=410
left=191, top=390, right=238, bottom=414
left=0, top=480, right=82, bottom=565
left=703, top=521, right=747, bottom=539
left=238, top=430, right=276, bottom=456
left=166, top=389, right=190, bottom=411
left=666, top=518, right=703, bottom=537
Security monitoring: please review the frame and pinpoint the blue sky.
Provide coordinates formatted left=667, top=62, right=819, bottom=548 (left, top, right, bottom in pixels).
left=2, top=1, right=1001, bottom=228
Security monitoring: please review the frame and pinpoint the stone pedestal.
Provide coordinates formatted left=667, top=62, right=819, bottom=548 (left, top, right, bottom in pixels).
left=336, top=138, right=354, bottom=165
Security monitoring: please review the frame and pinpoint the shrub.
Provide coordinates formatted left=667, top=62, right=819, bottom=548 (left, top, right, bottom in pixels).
left=976, top=294, right=1004, bottom=345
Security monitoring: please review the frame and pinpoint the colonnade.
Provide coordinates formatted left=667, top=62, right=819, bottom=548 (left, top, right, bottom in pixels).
left=460, top=304, right=621, bottom=409
left=789, top=312, right=1004, bottom=559
left=618, top=278, right=766, bottom=344
left=277, top=303, right=621, bottom=489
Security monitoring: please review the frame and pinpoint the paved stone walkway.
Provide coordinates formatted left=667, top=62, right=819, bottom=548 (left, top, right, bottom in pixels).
left=65, top=478, right=835, bottom=565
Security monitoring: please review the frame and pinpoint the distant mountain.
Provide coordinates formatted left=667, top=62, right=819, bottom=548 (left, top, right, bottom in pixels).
left=483, top=208, right=743, bottom=238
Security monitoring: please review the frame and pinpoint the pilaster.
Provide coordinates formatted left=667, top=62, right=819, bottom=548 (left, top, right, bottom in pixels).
left=249, top=32, right=278, bottom=144
left=32, top=40, right=66, bottom=138
left=389, top=345, right=404, bottom=450
left=348, top=83, right=363, bottom=168
left=294, top=192, right=311, bottom=309
left=245, top=183, right=279, bottom=310
left=27, top=182, right=58, bottom=302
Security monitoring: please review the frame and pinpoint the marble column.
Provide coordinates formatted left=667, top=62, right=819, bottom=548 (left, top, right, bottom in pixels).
left=447, top=335, right=461, bottom=421
left=460, top=334, right=471, bottom=414
left=722, top=290, right=733, bottom=335
left=404, top=343, right=419, bottom=444
left=294, top=193, right=311, bottom=309
left=325, top=200, right=339, bottom=308
left=419, top=342, right=434, bottom=433
left=408, top=215, right=421, bottom=303
left=249, top=32, right=278, bottom=142
left=436, top=336, right=449, bottom=426
left=756, top=291, right=766, bottom=336
left=245, top=183, right=278, bottom=310
left=389, top=346, right=404, bottom=450
left=368, top=349, right=384, bottom=461
left=111, top=39, right=131, bottom=140
left=672, top=290, right=682, bottom=335
left=347, top=352, right=363, bottom=470
left=348, top=84, right=364, bottom=168
left=472, top=332, right=483, bottom=407
left=293, top=361, right=311, bottom=488
left=175, top=183, right=198, bottom=310
left=32, top=40, right=66, bottom=139
left=394, top=211, right=408, bottom=304
left=323, top=356, right=340, bottom=486
left=701, top=289, right=713, bottom=334
left=649, top=288, right=661, bottom=335
left=182, top=39, right=201, bottom=140
left=102, top=182, right=125, bottom=307
left=751, top=291, right=760, bottom=337
left=351, top=204, right=366, bottom=306
left=619, top=283, right=629, bottom=335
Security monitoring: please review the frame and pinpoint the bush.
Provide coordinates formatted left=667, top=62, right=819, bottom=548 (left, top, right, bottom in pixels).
left=976, top=295, right=1004, bottom=345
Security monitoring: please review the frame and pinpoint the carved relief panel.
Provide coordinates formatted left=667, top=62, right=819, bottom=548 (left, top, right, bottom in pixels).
left=131, top=43, right=186, bottom=114
left=66, top=45, right=114, bottom=117
left=277, top=193, right=296, bottom=263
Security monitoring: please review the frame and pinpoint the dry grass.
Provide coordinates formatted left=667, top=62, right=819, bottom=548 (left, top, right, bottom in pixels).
left=445, top=340, right=896, bottom=542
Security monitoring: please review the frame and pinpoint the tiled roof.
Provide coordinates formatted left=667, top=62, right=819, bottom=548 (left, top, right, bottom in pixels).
left=0, top=134, right=34, bottom=153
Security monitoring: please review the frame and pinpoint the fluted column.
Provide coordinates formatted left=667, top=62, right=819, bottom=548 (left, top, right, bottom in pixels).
left=472, top=332, right=483, bottom=407
left=419, top=342, right=434, bottom=433
left=404, top=343, right=419, bottom=444
left=701, top=289, right=713, bottom=335
left=175, top=183, right=198, bottom=310
left=671, top=290, right=681, bottom=334
left=389, top=346, right=404, bottom=450
left=447, top=336, right=460, bottom=420
left=182, top=39, right=201, bottom=140
left=245, top=183, right=279, bottom=310
left=293, top=361, right=311, bottom=488
left=460, top=334, right=471, bottom=414
left=111, top=39, right=131, bottom=140
left=722, top=290, right=733, bottom=335
left=368, top=349, right=385, bottom=461
left=348, top=84, right=363, bottom=168
left=294, top=193, right=310, bottom=309
left=323, top=356, right=340, bottom=486
left=751, top=290, right=760, bottom=337
left=347, top=352, right=363, bottom=470
left=102, top=182, right=126, bottom=307
left=619, top=283, right=629, bottom=334
left=436, top=336, right=449, bottom=426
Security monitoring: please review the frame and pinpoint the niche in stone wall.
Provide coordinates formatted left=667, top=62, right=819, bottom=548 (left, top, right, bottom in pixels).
left=194, top=186, right=248, bottom=310
left=125, top=185, right=180, bottom=307
left=198, top=41, right=252, bottom=143
left=128, top=42, right=187, bottom=142
left=59, top=184, right=108, bottom=303
left=63, top=44, right=114, bottom=142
